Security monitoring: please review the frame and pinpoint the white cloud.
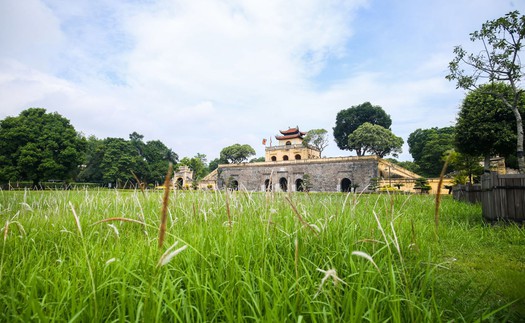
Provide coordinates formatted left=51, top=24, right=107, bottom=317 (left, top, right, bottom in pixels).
left=1, top=0, right=524, bottom=162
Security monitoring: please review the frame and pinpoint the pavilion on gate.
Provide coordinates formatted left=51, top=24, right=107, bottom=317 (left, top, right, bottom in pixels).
left=264, top=127, right=321, bottom=162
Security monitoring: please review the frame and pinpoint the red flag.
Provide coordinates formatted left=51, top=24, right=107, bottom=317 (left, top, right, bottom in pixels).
left=262, top=138, right=267, bottom=145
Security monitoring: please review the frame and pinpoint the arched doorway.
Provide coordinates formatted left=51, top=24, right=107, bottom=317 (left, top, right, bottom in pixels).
left=341, top=178, right=351, bottom=192
left=296, top=178, right=304, bottom=192
left=176, top=178, right=183, bottom=189
left=279, top=177, right=288, bottom=192
left=295, top=154, right=301, bottom=160
left=271, top=156, right=277, bottom=161
left=264, top=179, right=272, bottom=191
left=229, top=180, right=239, bottom=191
left=283, top=155, right=289, bottom=161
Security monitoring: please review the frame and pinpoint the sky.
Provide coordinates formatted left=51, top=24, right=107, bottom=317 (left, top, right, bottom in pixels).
left=1, top=0, right=524, bottom=162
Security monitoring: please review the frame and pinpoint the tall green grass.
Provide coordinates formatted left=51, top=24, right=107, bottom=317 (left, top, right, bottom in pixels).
left=0, top=189, right=523, bottom=322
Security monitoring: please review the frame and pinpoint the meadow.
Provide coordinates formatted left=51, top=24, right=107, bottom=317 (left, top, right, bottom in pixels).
left=0, top=189, right=524, bottom=322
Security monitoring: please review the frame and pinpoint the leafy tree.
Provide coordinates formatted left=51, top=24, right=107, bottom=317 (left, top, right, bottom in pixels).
left=219, top=144, right=256, bottom=164
left=408, top=127, right=455, bottom=177
left=448, top=151, right=484, bottom=184
left=142, top=139, right=178, bottom=183
left=302, top=128, right=329, bottom=157
left=179, top=154, right=208, bottom=180
left=78, top=135, right=104, bottom=182
left=0, top=108, right=86, bottom=186
left=455, top=83, right=525, bottom=170
left=99, top=138, right=139, bottom=187
left=208, top=158, right=221, bottom=172
left=249, top=157, right=265, bottom=163
left=447, top=11, right=525, bottom=173
left=347, top=123, right=403, bottom=158
left=333, top=102, right=392, bottom=153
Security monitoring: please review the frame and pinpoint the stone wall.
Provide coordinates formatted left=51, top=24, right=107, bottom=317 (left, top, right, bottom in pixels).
left=217, top=156, right=380, bottom=192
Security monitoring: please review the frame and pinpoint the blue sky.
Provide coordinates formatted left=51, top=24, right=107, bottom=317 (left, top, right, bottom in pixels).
left=1, top=0, right=523, bottom=162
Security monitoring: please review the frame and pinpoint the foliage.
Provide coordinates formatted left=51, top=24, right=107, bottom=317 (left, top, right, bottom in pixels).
left=455, top=83, right=525, bottom=169
left=447, top=10, right=525, bottom=173
left=0, top=191, right=523, bottom=321
left=333, top=102, right=392, bottom=152
left=347, top=123, right=403, bottom=157
left=0, top=108, right=86, bottom=185
left=302, top=128, right=329, bottom=157
left=249, top=157, right=265, bottom=163
left=408, top=127, right=455, bottom=177
left=179, top=154, right=209, bottom=180
left=447, top=151, right=484, bottom=184
left=208, top=158, right=221, bottom=172
left=79, top=133, right=177, bottom=186
left=414, top=178, right=431, bottom=193
left=219, top=144, right=256, bottom=164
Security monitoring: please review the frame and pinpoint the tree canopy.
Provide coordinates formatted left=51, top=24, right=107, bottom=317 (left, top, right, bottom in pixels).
left=0, top=108, right=86, bottom=185
left=333, top=102, right=392, bottom=153
left=347, top=123, right=403, bottom=158
left=302, top=128, right=329, bottom=157
left=447, top=10, right=525, bottom=173
left=219, top=144, right=256, bottom=164
left=78, top=133, right=177, bottom=187
left=407, top=127, right=455, bottom=177
left=179, top=153, right=209, bottom=180
left=455, top=83, right=525, bottom=169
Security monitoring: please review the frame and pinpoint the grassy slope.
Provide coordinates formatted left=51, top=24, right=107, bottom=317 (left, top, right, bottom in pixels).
left=0, top=190, right=523, bottom=322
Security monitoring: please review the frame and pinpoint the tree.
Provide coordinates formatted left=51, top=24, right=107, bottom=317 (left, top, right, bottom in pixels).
left=99, top=138, right=139, bottom=187
left=447, top=11, right=525, bottom=173
left=249, top=157, right=265, bottom=163
left=208, top=158, right=221, bottom=172
left=408, top=127, right=455, bottom=177
left=333, top=102, right=392, bottom=153
left=455, top=83, right=525, bottom=170
left=219, top=144, right=256, bottom=164
left=0, top=108, right=86, bottom=186
left=448, top=151, right=484, bottom=184
left=347, top=123, right=403, bottom=158
left=179, top=154, right=208, bottom=180
left=302, top=128, right=329, bottom=157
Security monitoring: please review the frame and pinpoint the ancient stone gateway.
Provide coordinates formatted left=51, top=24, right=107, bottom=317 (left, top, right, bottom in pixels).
left=217, top=156, right=381, bottom=192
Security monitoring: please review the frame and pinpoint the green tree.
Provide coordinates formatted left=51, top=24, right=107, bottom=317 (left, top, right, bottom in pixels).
left=347, top=123, right=403, bottom=158
left=385, top=158, right=421, bottom=174
left=447, top=11, right=525, bottom=173
left=143, top=140, right=178, bottom=183
left=302, top=128, right=329, bottom=157
left=179, top=154, right=208, bottom=180
left=448, top=151, right=484, bottom=184
left=455, top=83, right=525, bottom=170
left=99, top=138, right=139, bottom=187
left=208, top=158, right=221, bottom=172
left=219, top=144, right=256, bottom=164
left=408, top=127, right=455, bottom=177
left=0, top=108, right=86, bottom=186
left=333, top=102, right=392, bottom=153
left=249, top=157, right=265, bottom=163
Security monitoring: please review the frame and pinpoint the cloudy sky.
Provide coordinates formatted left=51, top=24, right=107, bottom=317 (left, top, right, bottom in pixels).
left=1, top=0, right=523, bottom=162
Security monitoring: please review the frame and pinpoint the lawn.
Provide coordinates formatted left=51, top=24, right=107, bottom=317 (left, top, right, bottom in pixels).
left=0, top=189, right=523, bottom=322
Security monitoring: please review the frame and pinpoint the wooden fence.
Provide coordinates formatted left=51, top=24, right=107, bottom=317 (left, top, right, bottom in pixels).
left=452, top=184, right=482, bottom=204
left=481, top=172, right=525, bottom=222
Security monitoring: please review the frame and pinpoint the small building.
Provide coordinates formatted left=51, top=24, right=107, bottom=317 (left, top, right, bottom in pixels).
left=265, top=127, right=320, bottom=162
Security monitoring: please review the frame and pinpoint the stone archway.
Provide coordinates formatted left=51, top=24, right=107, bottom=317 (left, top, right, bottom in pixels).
left=279, top=177, right=288, bottom=192
left=296, top=178, right=304, bottom=192
left=230, top=180, right=239, bottom=191
left=176, top=177, right=183, bottom=189
left=341, top=178, right=351, bottom=192
left=283, top=155, right=289, bottom=161
left=264, top=179, right=272, bottom=191
left=295, top=154, right=301, bottom=160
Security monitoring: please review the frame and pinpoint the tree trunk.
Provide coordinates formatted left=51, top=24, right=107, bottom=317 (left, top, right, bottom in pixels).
left=511, top=105, right=525, bottom=173
left=484, top=155, right=491, bottom=173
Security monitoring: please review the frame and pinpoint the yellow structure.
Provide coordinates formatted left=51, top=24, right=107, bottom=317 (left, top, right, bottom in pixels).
left=265, top=127, right=320, bottom=162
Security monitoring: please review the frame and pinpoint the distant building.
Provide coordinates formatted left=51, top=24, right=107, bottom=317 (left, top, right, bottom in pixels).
left=216, top=126, right=424, bottom=192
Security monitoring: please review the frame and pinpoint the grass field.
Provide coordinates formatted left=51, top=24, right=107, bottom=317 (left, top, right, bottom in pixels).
left=0, top=189, right=524, bottom=322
